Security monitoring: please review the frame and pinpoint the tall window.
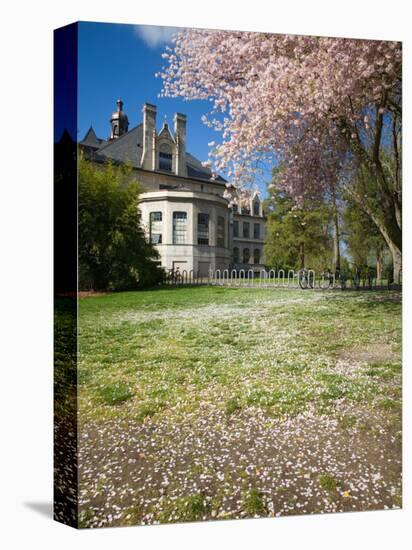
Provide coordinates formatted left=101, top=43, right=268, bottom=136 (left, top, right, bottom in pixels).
left=198, top=213, right=209, bottom=245
left=233, top=247, right=239, bottom=263
left=173, top=211, right=187, bottom=244
left=253, top=199, right=260, bottom=216
left=243, top=221, right=250, bottom=238
left=149, top=211, right=162, bottom=244
left=232, top=203, right=238, bottom=213
left=253, top=223, right=260, bottom=239
left=254, top=248, right=261, bottom=264
left=159, top=151, right=173, bottom=171
left=243, top=248, right=250, bottom=264
left=233, top=220, right=239, bottom=238
left=217, top=216, right=225, bottom=247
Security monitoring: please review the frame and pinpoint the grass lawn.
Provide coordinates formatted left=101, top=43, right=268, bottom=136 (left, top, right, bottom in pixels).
left=77, top=287, right=402, bottom=527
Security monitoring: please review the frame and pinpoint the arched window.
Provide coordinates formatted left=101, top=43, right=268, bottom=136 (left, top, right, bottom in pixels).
left=233, top=247, right=239, bottom=264
left=243, top=248, right=250, bottom=264
left=254, top=248, right=260, bottom=264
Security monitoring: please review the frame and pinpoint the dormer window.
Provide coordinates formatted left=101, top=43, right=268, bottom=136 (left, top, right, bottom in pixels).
left=253, top=199, right=260, bottom=216
left=159, top=151, right=173, bottom=171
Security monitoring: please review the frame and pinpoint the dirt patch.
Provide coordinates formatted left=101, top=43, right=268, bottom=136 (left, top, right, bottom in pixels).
left=340, top=344, right=398, bottom=365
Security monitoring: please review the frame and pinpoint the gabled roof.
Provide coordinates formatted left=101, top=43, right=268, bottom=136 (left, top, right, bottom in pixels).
left=79, top=125, right=226, bottom=184
left=158, top=122, right=175, bottom=142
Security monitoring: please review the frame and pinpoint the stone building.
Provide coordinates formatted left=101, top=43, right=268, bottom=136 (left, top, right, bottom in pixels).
left=80, top=100, right=266, bottom=276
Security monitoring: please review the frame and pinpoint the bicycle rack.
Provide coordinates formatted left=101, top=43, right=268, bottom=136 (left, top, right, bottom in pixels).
left=266, top=269, right=273, bottom=287
left=277, top=269, right=285, bottom=287
left=260, top=270, right=268, bottom=287
left=167, top=266, right=401, bottom=291
left=289, top=269, right=299, bottom=288
left=308, top=269, right=315, bottom=288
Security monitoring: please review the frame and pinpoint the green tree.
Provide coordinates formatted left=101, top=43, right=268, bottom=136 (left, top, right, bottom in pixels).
left=264, top=180, right=333, bottom=272
left=78, top=157, right=164, bottom=290
left=343, top=195, right=388, bottom=279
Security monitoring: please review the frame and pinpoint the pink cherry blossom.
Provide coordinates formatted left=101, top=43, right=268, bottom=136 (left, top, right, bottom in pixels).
left=159, top=30, right=402, bottom=276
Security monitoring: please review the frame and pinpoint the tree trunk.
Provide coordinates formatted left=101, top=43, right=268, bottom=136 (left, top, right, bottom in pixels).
left=388, top=242, right=402, bottom=284
left=372, top=219, right=401, bottom=283
left=331, top=186, right=341, bottom=271
left=347, top=187, right=401, bottom=282
left=340, top=118, right=402, bottom=281
left=376, top=245, right=384, bottom=281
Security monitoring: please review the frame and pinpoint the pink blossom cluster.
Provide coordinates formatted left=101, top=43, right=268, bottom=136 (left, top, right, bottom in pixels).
left=159, top=30, right=401, bottom=198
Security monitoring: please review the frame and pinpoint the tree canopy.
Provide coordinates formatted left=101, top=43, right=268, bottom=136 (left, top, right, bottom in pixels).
left=264, top=176, right=332, bottom=272
left=159, top=31, right=401, bottom=277
left=78, top=157, right=164, bottom=291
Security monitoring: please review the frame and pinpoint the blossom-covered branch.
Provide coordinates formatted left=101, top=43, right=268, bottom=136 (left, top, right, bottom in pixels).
left=159, top=30, right=402, bottom=277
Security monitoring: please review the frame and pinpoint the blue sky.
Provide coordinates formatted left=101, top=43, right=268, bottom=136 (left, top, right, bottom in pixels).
left=78, top=22, right=220, bottom=167
left=77, top=21, right=270, bottom=196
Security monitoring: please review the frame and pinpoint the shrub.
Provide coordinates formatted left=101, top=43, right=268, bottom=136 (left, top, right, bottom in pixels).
left=79, top=156, right=164, bottom=291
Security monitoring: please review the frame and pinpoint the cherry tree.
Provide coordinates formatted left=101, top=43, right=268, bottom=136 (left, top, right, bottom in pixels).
left=159, top=30, right=402, bottom=278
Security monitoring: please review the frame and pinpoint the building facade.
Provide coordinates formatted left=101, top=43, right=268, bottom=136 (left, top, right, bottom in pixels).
left=80, top=100, right=266, bottom=276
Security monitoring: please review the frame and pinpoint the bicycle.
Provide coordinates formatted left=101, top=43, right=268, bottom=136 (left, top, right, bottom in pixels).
left=298, top=268, right=314, bottom=289
left=334, top=267, right=347, bottom=290
left=336, top=268, right=347, bottom=290
left=319, top=268, right=334, bottom=289
left=366, top=267, right=375, bottom=290
left=167, top=268, right=182, bottom=285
